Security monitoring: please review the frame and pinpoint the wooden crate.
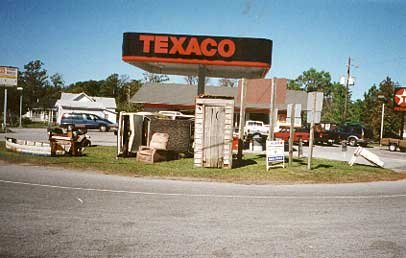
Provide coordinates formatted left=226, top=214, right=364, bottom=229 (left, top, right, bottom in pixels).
left=194, top=96, right=234, bottom=168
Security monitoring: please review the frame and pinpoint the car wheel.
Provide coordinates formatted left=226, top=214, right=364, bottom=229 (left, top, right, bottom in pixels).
left=99, top=125, right=107, bottom=132
left=67, top=124, right=74, bottom=131
left=348, top=137, right=357, bottom=147
left=389, top=144, right=397, bottom=152
left=83, top=139, right=91, bottom=147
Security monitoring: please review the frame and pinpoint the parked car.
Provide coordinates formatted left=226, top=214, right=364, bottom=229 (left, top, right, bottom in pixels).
left=274, top=126, right=310, bottom=144
left=244, top=120, right=269, bottom=136
left=60, top=113, right=118, bottom=132
left=314, top=123, right=338, bottom=145
left=334, top=123, right=373, bottom=146
left=158, top=111, right=194, bottom=120
left=381, top=138, right=406, bottom=152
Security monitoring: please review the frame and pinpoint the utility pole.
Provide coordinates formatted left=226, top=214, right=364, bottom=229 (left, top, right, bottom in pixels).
left=343, top=56, right=351, bottom=122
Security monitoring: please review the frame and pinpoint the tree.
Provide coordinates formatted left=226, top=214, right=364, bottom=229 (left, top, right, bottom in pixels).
left=116, top=79, right=143, bottom=112
left=291, top=68, right=332, bottom=94
left=65, top=80, right=102, bottom=96
left=356, top=77, right=403, bottom=139
left=100, top=73, right=120, bottom=97
left=218, top=78, right=237, bottom=87
left=290, top=68, right=345, bottom=123
left=143, top=72, right=169, bottom=83
left=321, top=82, right=346, bottom=123
left=20, top=60, right=49, bottom=109
left=50, top=73, right=64, bottom=88
left=43, top=73, right=65, bottom=109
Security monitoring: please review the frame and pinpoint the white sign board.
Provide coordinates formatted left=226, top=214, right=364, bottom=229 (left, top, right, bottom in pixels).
left=307, top=92, right=323, bottom=111
left=266, top=140, right=285, bottom=170
left=307, top=111, right=321, bottom=124
left=307, top=92, right=323, bottom=123
left=286, top=104, right=302, bottom=127
left=0, top=66, right=18, bottom=87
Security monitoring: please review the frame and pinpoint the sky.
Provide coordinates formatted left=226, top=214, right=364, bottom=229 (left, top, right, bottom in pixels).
left=1, top=0, right=405, bottom=100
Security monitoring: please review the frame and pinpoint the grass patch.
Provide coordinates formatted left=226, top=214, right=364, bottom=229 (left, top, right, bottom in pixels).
left=0, top=142, right=405, bottom=184
left=23, top=122, right=49, bottom=128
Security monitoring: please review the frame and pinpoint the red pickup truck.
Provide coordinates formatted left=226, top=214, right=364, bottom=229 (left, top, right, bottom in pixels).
left=274, top=127, right=310, bottom=144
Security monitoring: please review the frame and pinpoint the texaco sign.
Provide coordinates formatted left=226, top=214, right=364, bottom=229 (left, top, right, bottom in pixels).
left=394, top=87, right=406, bottom=111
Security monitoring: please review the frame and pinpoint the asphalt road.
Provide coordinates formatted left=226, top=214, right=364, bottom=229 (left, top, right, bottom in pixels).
left=0, top=163, right=405, bottom=257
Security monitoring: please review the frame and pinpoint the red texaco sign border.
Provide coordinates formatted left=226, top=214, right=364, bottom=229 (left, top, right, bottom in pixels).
left=394, top=87, right=406, bottom=111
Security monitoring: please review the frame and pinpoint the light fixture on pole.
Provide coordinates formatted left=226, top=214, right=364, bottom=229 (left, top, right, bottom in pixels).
left=17, top=87, right=23, bottom=128
left=378, top=95, right=385, bottom=146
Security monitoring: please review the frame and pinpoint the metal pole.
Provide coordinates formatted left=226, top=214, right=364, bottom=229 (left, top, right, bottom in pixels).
left=307, top=93, right=317, bottom=170
left=3, top=88, right=7, bottom=130
left=237, top=78, right=247, bottom=161
left=19, top=91, right=22, bottom=128
left=343, top=57, right=351, bottom=121
left=288, top=104, right=295, bottom=166
left=197, top=65, right=206, bottom=95
left=268, top=78, right=276, bottom=140
left=379, top=103, right=385, bottom=146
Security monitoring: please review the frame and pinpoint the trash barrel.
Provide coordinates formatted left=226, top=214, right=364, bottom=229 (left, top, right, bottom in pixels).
left=232, top=136, right=238, bottom=150
left=252, top=134, right=264, bottom=152
left=341, top=140, right=347, bottom=152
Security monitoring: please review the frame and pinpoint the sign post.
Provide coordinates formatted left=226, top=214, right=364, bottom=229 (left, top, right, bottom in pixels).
left=3, top=88, right=7, bottom=130
left=0, top=66, right=18, bottom=129
left=237, top=78, right=247, bottom=162
left=306, top=92, right=324, bottom=170
left=286, top=104, right=302, bottom=166
left=268, top=78, right=276, bottom=141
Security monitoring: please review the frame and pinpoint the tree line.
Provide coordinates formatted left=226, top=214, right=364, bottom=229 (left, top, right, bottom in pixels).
left=2, top=60, right=403, bottom=138
left=288, top=68, right=404, bottom=138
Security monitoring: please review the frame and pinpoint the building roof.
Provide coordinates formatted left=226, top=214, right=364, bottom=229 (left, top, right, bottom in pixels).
left=56, top=92, right=117, bottom=110
left=131, top=81, right=308, bottom=111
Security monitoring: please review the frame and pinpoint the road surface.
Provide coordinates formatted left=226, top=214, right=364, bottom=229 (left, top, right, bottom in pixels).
left=0, top=163, right=405, bottom=257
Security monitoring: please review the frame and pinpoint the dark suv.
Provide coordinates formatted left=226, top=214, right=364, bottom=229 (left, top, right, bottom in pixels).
left=334, top=123, right=373, bottom=146
left=60, top=113, right=117, bottom=132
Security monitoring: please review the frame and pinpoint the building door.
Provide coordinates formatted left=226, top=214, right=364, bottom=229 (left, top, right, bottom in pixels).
left=203, top=106, right=225, bottom=168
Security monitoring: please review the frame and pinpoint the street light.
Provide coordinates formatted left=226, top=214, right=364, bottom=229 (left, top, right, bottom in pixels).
left=378, top=95, right=385, bottom=146
left=17, top=87, right=23, bottom=128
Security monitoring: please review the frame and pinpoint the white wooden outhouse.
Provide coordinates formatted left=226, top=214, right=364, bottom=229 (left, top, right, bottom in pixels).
left=194, top=96, right=234, bottom=168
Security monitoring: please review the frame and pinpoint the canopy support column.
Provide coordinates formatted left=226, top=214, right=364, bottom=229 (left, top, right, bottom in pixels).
left=197, top=65, right=206, bottom=95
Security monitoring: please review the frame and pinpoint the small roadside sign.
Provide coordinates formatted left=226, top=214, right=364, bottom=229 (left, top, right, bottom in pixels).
left=287, top=104, right=302, bottom=127
left=306, top=111, right=321, bottom=124
left=306, top=92, right=323, bottom=123
left=307, top=92, right=323, bottom=112
left=266, top=140, right=285, bottom=170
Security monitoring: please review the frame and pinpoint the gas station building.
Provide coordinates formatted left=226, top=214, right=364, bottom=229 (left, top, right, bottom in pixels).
left=130, top=79, right=308, bottom=127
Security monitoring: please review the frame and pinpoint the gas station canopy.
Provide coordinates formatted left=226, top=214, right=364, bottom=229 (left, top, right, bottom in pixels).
left=122, top=32, right=272, bottom=79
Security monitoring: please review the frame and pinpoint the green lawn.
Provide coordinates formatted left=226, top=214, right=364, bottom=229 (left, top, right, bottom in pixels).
left=0, top=142, right=405, bottom=184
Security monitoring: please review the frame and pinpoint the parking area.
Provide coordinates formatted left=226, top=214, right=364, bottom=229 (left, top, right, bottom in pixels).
left=2, top=128, right=406, bottom=172
left=3, top=128, right=116, bottom=146
left=301, top=144, right=406, bottom=172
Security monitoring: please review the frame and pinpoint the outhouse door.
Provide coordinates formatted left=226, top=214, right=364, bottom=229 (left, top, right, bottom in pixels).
left=203, top=106, right=225, bottom=168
